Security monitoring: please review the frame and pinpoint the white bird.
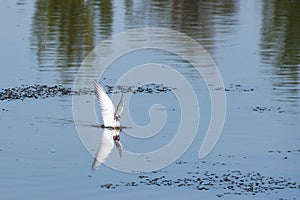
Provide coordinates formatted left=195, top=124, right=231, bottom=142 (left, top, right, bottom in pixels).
left=94, top=81, right=124, bottom=129
left=92, top=81, right=123, bottom=171
left=92, top=128, right=122, bottom=171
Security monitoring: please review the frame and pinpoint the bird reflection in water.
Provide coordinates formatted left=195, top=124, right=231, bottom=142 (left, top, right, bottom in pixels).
left=91, top=128, right=122, bottom=171
left=92, top=81, right=124, bottom=171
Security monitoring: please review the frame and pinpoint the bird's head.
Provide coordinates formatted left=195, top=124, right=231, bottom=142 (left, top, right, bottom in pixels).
left=114, top=115, right=120, bottom=121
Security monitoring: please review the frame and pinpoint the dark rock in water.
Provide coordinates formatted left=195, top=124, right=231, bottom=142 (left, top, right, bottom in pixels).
left=105, top=83, right=172, bottom=94
left=0, top=84, right=74, bottom=101
left=252, top=106, right=285, bottom=113
left=125, top=182, right=138, bottom=187
left=224, top=84, right=254, bottom=92
left=138, top=175, right=148, bottom=179
left=98, top=167, right=300, bottom=197
left=100, top=183, right=116, bottom=189
left=0, top=83, right=173, bottom=101
left=197, top=186, right=209, bottom=190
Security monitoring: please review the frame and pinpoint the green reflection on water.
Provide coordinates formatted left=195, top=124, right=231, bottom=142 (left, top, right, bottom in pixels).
left=260, top=0, right=300, bottom=104
left=29, top=0, right=299, bottom=105
left=30, top=0, right=238, bottom=84
left=31, top=0, right=113, bottom=84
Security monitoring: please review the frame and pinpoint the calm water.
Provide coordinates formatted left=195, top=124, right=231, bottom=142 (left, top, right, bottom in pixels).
left=0, top=0, right=299, bottom=199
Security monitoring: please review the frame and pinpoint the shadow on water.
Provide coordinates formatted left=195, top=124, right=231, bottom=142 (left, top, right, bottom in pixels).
left=260, top=0, right=300, bottom=105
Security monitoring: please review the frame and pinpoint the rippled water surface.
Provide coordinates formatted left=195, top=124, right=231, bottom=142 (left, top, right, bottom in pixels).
left=0, top=0, right=299, bottom=199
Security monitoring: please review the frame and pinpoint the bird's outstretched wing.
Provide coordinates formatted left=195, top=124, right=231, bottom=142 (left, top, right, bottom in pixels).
left=114, top=93, right=124, bottom=119
left=94, top=81, right=115, bottom=127
left=91, top=128, right=115, bottom=171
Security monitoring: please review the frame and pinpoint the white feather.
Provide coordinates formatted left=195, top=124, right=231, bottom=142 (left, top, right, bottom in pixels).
left=115, top=93, right=124, bottom=118
left=94, top=81, right=119, bottom=127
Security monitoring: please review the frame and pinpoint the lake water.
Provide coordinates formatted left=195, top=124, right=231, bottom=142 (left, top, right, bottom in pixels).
left=0, top=0, right=299, bottom=199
